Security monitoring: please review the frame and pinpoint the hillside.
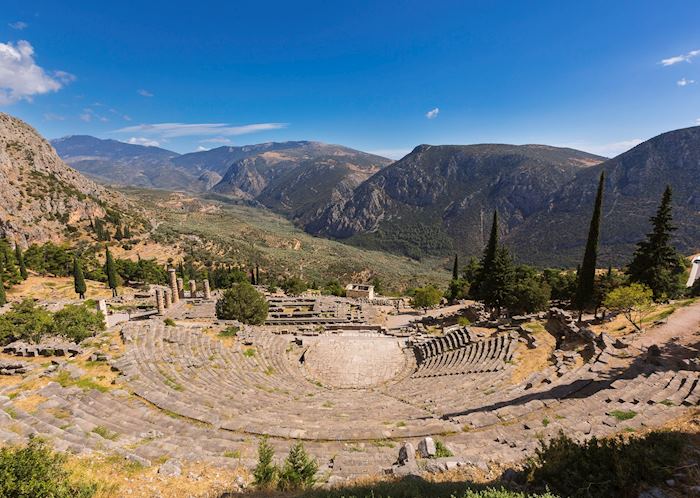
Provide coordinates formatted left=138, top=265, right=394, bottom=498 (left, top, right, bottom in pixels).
left=307, top=143, right=605, bottom=259
left=0, top=114, right=134, bottom=246
left=212, top=141, right=392, bottom=224
left=50, top=135, right=209, bottom=191
left=509, top=126, right=700, bottom=266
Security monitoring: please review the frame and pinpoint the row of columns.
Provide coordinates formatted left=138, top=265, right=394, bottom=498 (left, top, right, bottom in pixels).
left=158, top=268, right=211, bottom=315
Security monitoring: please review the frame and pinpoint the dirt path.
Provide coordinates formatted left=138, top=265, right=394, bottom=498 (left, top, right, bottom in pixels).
left=631, top=299, right=700, bottom=352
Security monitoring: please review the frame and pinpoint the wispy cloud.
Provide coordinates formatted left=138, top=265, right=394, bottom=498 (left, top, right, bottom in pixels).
left=200, top=137, right=233, bottom=144
left=126, top=137, right=160, bottom=147
left=695, top=118, right=700, bottom=125
left=0, top=40, right=74, bottom=105
left=425, top=107, right=439, bottom=119
left=660, top=49, right=700, bottom=66
left=137, top=89, right=153, bottom=97
left=582, top=139, right=643, bottom=157
left=196, top=145, right=209, bottom=151
left=677, top=77, right=695, bottom=86
left=80, top=107, right=109, bottom=123
left=8, top=21, right=28, bottom=30
left=43, top=112, right=65, bottom=121
left=114, top=122, right=287, bottom=138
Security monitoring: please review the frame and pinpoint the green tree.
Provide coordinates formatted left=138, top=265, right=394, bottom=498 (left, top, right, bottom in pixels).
left=452, top=254, right=459, bottom=280
left=509, top=266, right=551, bottom=314
left=73, top=256, right=87, bottom=299
left=604, top=283, right=653, bottom=331
left=543, top=269, right=577, bottom=302
left=0, top=438, right=96, bottom=498
left=446, top=278, right=470, bottom=302
left=52, top=304, right=105, bottom=343
left=575, top=171, right=604, bottom=318
left=0, top=271, right=6, bottom=307
left=105, top=246, right=119, bottom=297
left=281, top=276, right=307, bottom=296
left=14, top=244, right=27, bottom=280
left=114, top=226, right=123, bottom=241
left=593, top=266, right=625, bottom=316
left=479, top=245, right=516, bottom=316
left=0, top=300, right=53, bottom=345
left=253, top=437, right=277, bottom=488
left=473, top=210, right=500, bottom=302
left=278, top=441, right=318, bottom=491
left=411, top=285, right=443, bottom=312
left=627, top=186, right=685, bottom=301
left=215, top=283, right=269, bottom=324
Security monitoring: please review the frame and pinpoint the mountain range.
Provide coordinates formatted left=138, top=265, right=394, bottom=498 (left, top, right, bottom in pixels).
left=49, top=126, right=700, bottom=267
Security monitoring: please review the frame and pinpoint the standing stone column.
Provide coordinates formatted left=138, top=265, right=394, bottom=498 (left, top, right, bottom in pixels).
left=189, top=280, right=197, bottom=298
left=177, top=278, right=184, bottom=298
left=155, top=288, right=165, bottom=315
left=96, top=299, right=109, bottom=316
left=164, top=288, right=171, bottom=308
left=168, top=268, right=179, bottom=304
left=203, top=279, right=211, bottom=300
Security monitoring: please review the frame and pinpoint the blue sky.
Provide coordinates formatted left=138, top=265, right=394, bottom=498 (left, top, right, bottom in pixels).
left=1, top=1, right=699, bottom=158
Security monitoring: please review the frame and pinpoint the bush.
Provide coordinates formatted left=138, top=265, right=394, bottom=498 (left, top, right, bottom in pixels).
left=411, top=285, right=442, bottom=310
left=281, top=276, right=308, bottom=296
left=526, top=431, right=684, bottom=498
left=0, top=438, right=96, bottom=497
left=253, top=437, right=277, bottom=488
left=434, top=440, right=453, bottom=458
left=215, top=283, right=269, bottom=325
left=0, top=299, right=53, bottom=345
left=278, top=441, right=318, bottom=491
left=163, top=318, right=176, bottom=327
left=52, top=304, right=105, bottom=343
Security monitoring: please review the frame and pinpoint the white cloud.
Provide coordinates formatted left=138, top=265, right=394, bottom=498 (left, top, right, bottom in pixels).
left=114, top=122, right=287, bottom=138
left=0, top=40, right=74, bottom=105
left=196, top=146, right=209, bottom=151
left=9, top=22, right=28, bottom=30
left=677, top=77, right=695, bottom=86
left=200, top=137, right=233, bottom=144
left=660, top=49, right=700, bottom=66
left=43, top=112, right=65, bottom=121
left=137, top=89, right=153, bottom=97
left=425, top=107, right=440, bottom=119
left=695, top=118, right=700, bottom=125
left=126, top=137, right=160, bottom=147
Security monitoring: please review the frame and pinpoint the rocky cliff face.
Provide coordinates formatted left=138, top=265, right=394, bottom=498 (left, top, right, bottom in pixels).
left=212, top=142, right=392, bottom=224
left=0, top=114, right=130, bottom=246
left=307, top=144, right=605, bottom=259
left=509, top=126, right=700, bottom=265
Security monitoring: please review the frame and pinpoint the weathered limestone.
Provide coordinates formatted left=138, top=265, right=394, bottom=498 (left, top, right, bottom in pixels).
left=189, top=280, right=197, bottom=297
left=96, top=299, right=108, bottom=316
left=203, top=279, right=211, bottom=300
left=155, top=288, right=165, bottom=315
left=418, top=437, right=436, bottom=458
left=164, top=288, right=171, bottom=308
left=168, top=269, right=179, bottom=304
left=177, top=278, right=184, bottom=298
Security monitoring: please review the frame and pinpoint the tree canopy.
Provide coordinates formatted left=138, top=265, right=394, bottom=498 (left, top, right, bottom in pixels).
left=215, top=283, right=269, bottom=325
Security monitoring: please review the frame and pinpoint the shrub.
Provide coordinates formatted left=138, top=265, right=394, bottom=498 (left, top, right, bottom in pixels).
left=526, top=431, right=684, bottom=498
left=215, top=283, right=269, bottom=325
left=253, top=437, right=277, bottom=488
left=278, top=441, right=318, bottom=491
left=163, top=318, right=176, bottom=327
left=281, top=276, right=308, bottom=296
left=411, top=285, right=442, bottom=310
left=219, top=326, right=239, bottom=337
left=0, top=299, right=53, bottom=345
left=0, top=438, right=96, bottom=497
left=434, top=440, right=453, bottom=458
left=52, top=304, right=105, bottom=343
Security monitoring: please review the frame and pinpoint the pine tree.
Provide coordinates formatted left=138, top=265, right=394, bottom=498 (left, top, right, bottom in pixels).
left=575, top=171, right=604, bottom=318
left=452, top=254, right=459, bottom=280
left=473, top=210, right=499, bottom=300
left=14, top=244, right=27, bottom=280
left=479, top=245, right=516, bottom=316
left=105, top=246, right=118, bottom=297
left=123, top=225, right=131, bottom=239
left=627, top=186, right=685, bottom=300
left=114, top=226, right=123, bottom=241
left=73, top=256, right=87, bottom=299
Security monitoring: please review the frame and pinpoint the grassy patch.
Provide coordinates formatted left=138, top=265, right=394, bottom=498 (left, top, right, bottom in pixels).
left=609, top=409, right=637, bottom=421
left=91, top=425, right=119, bottom=441
left=243, top=348, right=256, bottom=358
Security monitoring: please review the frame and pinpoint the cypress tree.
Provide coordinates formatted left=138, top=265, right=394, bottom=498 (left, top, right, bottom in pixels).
left=482, top=210, right=499, bottom=271
left=452, top=254, right=459, bottom=280
left=114, top=226, right=124, bottom=241
left=0, top=271, right=5, bottom=307
left=73, top=256, right=87, bottom=299
left=14, top=244, right=27, bottom=280
left=255, top=264, right=260, bottom=285
left=575, top=171, right=604, bottom=318
left=479, top=245, right=516, bottom=316
left=627, top=186, right=685, bottom=300
left=105, top=246, right=118, bottom=297
left=250, top=268, right=256, bottom=285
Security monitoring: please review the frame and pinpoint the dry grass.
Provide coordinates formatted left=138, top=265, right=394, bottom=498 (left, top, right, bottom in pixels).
left=511, top=321, right=556, bottom=384
left=11, top=393, right=46, bottom=414
left=6, top=275, right=116, bottom=301
left=63, top=454, right=248, bottom=498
